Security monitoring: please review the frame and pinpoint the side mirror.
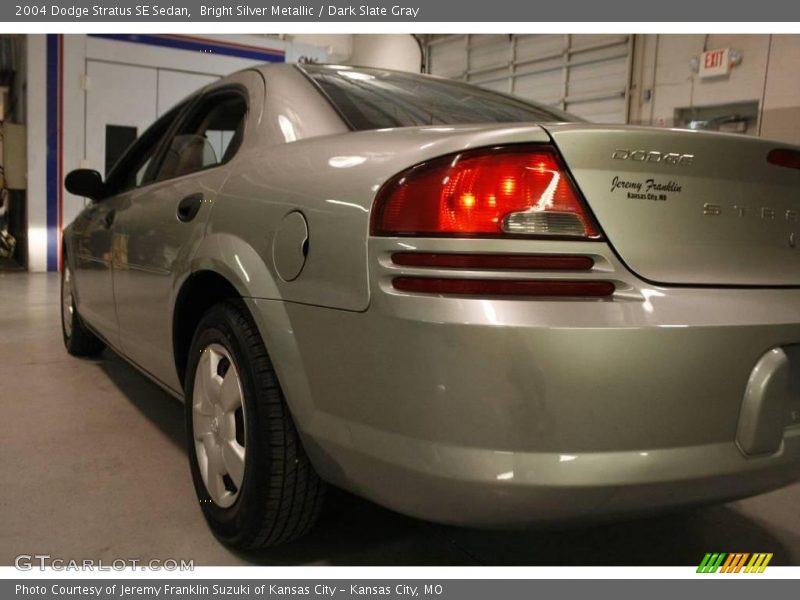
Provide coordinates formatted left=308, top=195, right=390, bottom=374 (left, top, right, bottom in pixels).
left=65, top=169, right=105, bottom=201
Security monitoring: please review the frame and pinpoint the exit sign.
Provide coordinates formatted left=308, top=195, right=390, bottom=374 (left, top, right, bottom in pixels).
left=699, top=48, right=731, bottom=78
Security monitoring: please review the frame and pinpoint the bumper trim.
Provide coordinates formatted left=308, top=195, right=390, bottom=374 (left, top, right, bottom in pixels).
left=304, top=414, right=800, bottom=525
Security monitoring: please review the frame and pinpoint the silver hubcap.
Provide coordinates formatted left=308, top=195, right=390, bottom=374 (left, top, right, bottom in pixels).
left=192, top=343, right=246, bottom=508
left=62, top=266, right=74, bottom=338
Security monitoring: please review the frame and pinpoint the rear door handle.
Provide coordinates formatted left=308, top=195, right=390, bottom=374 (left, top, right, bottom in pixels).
left=177, top=193, right=203, bottom=223
left=103, top=209, right=116, bottom=228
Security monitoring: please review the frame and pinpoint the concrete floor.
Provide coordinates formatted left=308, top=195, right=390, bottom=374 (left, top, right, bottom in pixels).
left=2, top=271, right=800, bottom=566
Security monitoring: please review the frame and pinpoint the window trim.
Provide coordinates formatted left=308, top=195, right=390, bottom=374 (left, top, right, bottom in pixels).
left=100, top=84, right=249, bottom=200
left=295, top=65, right=359, bottom=131
left=147, top=84, right=250, bottom=186
left=101, top=99, right=193, bottom=198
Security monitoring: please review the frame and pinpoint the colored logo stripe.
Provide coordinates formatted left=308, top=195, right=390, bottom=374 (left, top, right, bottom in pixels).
left=697, top=553, right=773, bottom=573
left=746, top=553, right=773, bottom=573
left=721, top=553, right=749, bottom=573
left=697, top=553, right=726, bottom=573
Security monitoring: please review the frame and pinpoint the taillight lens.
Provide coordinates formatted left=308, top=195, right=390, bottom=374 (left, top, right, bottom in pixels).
left=391, top=252, right=594, bottom=271
left=372, top=145, right=601, bottom=239
left=767, top=148, right=800, bottom=170
left=392, top=278, right=614, bottom=297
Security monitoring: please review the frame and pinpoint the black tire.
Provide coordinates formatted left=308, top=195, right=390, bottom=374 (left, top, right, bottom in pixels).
left=185, top=299, right=325, bottom=548
left=61, top=262, right=105, bottom=357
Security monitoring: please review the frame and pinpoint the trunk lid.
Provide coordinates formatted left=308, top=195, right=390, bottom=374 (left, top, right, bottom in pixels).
left=545, top=124, right=800, bottom=286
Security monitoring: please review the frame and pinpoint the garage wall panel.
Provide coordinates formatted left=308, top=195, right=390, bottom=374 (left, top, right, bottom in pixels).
left=156, top=70, right=219, bottom=116
left=469, top=35, right=510, bottom=71
left=760, top=35, right=800, bottom=143
left=514, top=68, right=564, bottom=105
left=85, top=61, right=158, bottom=179
left=428, top=36, right=467, bottom=79
left=425, top=34, right=632, bottom=124
left=628, top=33, right=799, bottom=141
left=515, top=35, right=565, bottom=59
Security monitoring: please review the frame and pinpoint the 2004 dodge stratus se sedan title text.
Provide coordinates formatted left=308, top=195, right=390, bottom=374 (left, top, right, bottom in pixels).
left=22, top=4, right=421, bottom=18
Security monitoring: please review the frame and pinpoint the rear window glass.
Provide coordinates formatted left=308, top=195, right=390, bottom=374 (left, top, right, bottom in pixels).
left=300, top=65, right=580, bottom=131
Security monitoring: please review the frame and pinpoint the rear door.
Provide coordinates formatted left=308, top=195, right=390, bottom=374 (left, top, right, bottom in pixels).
left=112, top=74, right=259, bottom=392
left=70, top=201, right=117, bottom=344
left=72, top=103, right=181, bottom=347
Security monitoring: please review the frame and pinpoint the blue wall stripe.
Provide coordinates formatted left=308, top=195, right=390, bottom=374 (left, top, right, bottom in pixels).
left=88, top=34, right=286, bottom=63
left=45, top=34, right=59, bottom=272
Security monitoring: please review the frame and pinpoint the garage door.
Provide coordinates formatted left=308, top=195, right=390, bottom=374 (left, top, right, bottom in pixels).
left=424, top=34, right=633, bottom=123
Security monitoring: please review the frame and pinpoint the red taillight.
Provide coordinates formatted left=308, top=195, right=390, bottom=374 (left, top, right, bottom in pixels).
left=392, top=277, right=614, bottom=297
left=372, top=145, right=600, bottom=239
left=767, top=149, right=800, bottom=170
left=391, top=252, right=594, bottom=271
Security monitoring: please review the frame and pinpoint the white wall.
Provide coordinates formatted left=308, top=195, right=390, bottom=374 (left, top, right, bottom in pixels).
left=24, top=35, right=46, bottom=273
left=760, top=35, right=800, bottom=142
left=350, top=35, right=421, bottom=72
left=630, top=34, right=800, bottom=142
left=289, top=34, right=422, bottom=72
left=287, top=34, right=353, bottom=63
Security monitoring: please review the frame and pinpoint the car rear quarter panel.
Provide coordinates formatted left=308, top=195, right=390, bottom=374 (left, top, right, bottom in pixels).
left=205, top=123, right=552, bottom=311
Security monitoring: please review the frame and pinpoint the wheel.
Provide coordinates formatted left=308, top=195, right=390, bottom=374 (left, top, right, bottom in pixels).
left=61, top=262, right=105, bottom=357
left=185, top=299, right=325, bottom=548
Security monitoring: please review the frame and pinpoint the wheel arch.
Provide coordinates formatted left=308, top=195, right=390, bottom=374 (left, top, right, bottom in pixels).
left=172, top=269, right=241, bottom=388
left=173, top=232, right=282, bottom=389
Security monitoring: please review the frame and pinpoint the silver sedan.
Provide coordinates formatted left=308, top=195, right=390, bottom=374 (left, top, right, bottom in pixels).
left=61, top=63, right=800, bottom=548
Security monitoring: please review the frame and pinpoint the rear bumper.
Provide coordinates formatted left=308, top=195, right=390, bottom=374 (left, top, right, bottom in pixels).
left=305, top=425, right=800, bottom=526
left=247, top=237, right=800, bottom=524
